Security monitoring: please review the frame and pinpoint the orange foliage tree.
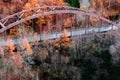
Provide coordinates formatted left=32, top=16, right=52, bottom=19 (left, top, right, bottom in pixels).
left=55, top=29, right=70, bottom=48
left=53, top=0, right=64, bottom=5
left=22, top=0, right=65, bottom=32
left=22, top=0, right=41, bottom=31
left=90, top=0, right=120, bottom=18
left=9, top=0, right=65, bottom=35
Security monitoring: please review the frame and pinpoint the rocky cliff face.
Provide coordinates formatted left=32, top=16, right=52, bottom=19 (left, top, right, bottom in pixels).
left=0, top=0, right=28, bottom=19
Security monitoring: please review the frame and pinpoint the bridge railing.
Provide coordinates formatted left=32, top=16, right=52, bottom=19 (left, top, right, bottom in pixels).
left=0, top=6, right=117, bottom=33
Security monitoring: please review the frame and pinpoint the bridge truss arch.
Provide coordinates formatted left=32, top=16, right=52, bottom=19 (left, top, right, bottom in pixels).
left=0, top=6, right=117, bottom=33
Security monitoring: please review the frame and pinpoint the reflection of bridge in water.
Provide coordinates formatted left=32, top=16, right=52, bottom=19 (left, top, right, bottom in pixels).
left=0, top=6, right=119, bottom=46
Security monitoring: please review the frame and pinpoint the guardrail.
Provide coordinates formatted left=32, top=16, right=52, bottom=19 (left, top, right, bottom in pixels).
left=0, top=24, right=118, bottom=46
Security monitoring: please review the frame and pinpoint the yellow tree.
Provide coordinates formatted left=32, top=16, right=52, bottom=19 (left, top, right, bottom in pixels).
left=53, top=0, right=64, bottom=5
left=10, top=0, right=64, bottom=35
left=22, top=0, right=65, bottom=32
left=55, top=29, right=70, bottom=48
left=22, top=0, right=53, bottom=32
left=22, top=0, right=40, bottom=31
left=90, top=0, right=120, bottom=18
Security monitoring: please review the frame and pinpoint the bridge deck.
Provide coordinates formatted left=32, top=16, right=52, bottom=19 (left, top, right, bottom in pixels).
left=0, top=25, right=116, bottom=46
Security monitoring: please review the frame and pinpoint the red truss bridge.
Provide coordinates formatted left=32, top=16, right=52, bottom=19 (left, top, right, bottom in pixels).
left=0, top=6, right=119, bottom=46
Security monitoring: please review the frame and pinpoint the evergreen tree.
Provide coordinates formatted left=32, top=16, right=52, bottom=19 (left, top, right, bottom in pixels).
left=67, top=0, right=80, bottom=8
